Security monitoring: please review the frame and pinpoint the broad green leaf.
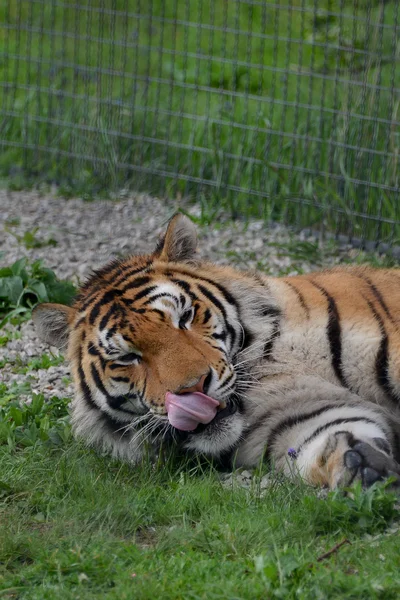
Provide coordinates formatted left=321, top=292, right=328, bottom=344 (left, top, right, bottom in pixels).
left=11, top=257, right=29, bottom=282
left=46, top=279, right=76, bottom=305
left=24, top=280, right=49, bottom=303
left=9, top=406, right=24, bottom=426
left=30, top=394, right=44, bottom=415
left=0, top=276, right=24, bottom=303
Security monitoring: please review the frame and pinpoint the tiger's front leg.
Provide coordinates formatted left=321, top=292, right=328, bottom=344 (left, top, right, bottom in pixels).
left=290, top=431, right=400, bottom=489
left=236, top=376, right=400, bottom=489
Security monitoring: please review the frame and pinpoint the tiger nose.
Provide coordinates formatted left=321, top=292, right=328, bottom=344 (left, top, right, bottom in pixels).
left=178, top=373, right=208, bottom=395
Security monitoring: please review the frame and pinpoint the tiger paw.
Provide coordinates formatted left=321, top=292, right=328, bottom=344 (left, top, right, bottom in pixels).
left=307, top=432, right=400, bottom=489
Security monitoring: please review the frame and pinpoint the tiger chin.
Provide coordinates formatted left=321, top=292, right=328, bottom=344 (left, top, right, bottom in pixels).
left=33, top=213, right=400, bottom=490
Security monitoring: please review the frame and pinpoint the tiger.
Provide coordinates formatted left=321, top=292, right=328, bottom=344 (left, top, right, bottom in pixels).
left=33, top=213, right=400, bottom=489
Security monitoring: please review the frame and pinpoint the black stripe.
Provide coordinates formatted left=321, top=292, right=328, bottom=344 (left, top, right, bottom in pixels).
left=151, top=308, right=166, bottom=321
left=90, top=363, right=136, bottom=413
left=241, top=328, right=254, bottom=351
left=172, top=275, right=239, bottom=309
left=212, top=330, right=227, bottom=341
left=89, top=302, right=102, bottom=326
left=92, top=258, right=124, bottom=278
left=109, top=362, right=124, bottom=370
left=265, top=403, right=347, bottom=458
left=170, top=270, right=239, bottom=307
left=112, top=263, right=152, bottom=288
left=227, top=323, right=237, bottom=349
left=263, top=319, right=280, bottom=359
left=284, top=280, right=310, bottom=319
left=258, top=304, right=281, bottom=319
left=88, top=289, right=121, bottom=326
left=119, top=275, right=152, bottom=294
left=74, top=316, right=86, bottom=329
left=87, top=344, right=107, bottom=370
left=360, top=274, right=395, bottom=323
left=193, top=274, right=238, bottom=308
left=78, top=285, right=103, bottom=310
left=77, top=352, right=98, bottom=410
left=77, top=351, right=135, bottom=430
left=91, top=361, right=116, bottom=398
left=197, top=284, right=238, bottom=348
left=132, top=285, right=159, bottom=304
left=114, top=351, right=141, bottom=363
left=172, top=276, right=240, bottom=348
left=198, top=284, right=227, bottom=319
left=297, top=416, right=376, bottom=455
left=393, top=431, right=400, bottom=462
left=105, top=325, right=118, bottom=339
left=209, top=343, right=224, bottom=352
left=364, top=296, right=399, bottom=404
left=311, top=281, right=347, bottom=388
left=110, top=376, right=131, bottom=383
left=203, top=308, right=212, bottom=324
left=171, top=279, right=197, bottom=301
left=219, top=370, right=236, bottom=389
left=121, top=285, right=158, bottom=305
left=119, top=301, right=146, bottom=313
left=99, top=305, right=118, bottom=330
left=142, top=292, right=178, bottom=306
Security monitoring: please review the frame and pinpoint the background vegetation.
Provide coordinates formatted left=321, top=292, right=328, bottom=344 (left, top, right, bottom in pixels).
left=0, top=0, right=399, bottom=241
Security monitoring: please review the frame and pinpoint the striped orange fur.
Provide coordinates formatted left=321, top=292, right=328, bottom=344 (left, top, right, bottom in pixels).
left=33, top=214, right=400, bottom=488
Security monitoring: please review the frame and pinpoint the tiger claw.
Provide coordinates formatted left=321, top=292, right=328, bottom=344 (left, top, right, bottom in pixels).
left=316, top=432, right=400, bottom=489
left=344, top=450, right=362, bottom=470
left=361, top=467, right=382, bottom=487
left=346, top=440, right=400, bottom=488
left=373, top=437, right=391, bottom=455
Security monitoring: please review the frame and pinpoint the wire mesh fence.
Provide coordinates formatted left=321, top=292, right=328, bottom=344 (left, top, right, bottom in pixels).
left=1, top=1, right=399, bottom=247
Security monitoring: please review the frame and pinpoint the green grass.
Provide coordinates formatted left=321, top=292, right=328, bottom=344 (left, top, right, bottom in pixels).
left=0, top=257, right=76, bottom=328
left=0, top=1, right=399, bottom=241
left=1, top=376, right=400, bottom=599
left=1, top=246, right=400, bottom=597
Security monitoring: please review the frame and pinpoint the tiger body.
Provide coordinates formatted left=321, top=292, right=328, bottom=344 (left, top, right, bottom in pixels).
left=33, top=215, right=400, bottom=489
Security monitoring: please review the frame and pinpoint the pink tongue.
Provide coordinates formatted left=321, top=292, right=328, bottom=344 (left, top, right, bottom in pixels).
left=165, top=391, right=219, bottom=431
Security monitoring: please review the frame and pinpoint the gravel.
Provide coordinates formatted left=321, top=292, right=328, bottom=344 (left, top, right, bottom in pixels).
left=219, top=470, right=274, bottom=495
left=0, top=189, right=345, bottom=449
left=0, top=189, right=344, bottom=283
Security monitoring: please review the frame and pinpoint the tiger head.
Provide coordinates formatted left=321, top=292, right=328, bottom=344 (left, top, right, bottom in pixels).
left=33, top=214, right=278, bottom=461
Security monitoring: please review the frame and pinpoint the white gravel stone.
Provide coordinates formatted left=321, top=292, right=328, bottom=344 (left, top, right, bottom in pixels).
left=220, top=470, right=274, bottom=495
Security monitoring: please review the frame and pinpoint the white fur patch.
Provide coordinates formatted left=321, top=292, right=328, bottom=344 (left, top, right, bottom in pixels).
left=293, top=421, right=386, bottom=478
left=184, top=414, right=245, bottom=456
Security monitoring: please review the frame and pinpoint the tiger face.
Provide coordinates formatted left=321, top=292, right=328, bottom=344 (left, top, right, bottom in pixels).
left=33, top=214, right=262, bottom=460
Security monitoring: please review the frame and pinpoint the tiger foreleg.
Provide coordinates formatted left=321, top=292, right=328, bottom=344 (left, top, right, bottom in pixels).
left=239, top=376, right=400, bottom=489
left=288, top=431, right=400, bottom=489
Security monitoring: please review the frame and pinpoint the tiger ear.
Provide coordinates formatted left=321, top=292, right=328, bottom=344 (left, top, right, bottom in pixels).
left=32, top=303, right=76, bottom=350
left=155, top=213, right=198, bottom=262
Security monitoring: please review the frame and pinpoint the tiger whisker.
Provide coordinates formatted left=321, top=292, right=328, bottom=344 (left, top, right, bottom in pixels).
left=136, top=421, right=164, bottom=451
left=114, top=414, right=151, bottom=436
left=152, top=421, right=170, bottom=445
left=128, top=419, right=158, bottom=447
left=235, top=338, right=270, bottom=358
